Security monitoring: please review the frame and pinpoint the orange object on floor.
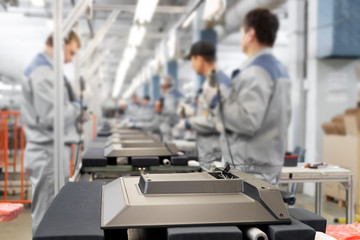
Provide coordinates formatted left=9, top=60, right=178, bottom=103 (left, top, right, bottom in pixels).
left=0, top=203, right=24, bottom=222
left=0, top=111, right=30, bottom=204
left=326, top=223, right=360, bottom=240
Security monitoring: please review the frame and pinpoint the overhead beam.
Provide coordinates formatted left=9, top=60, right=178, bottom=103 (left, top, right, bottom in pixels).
left=175, top=0, right=204, bottom=29
left=63, top=0, right=92, bottom=37
left=121, top=0, right=205, bottom=98
left=53, top=0, right=65, bottom=194
left=93, top=4, right=188, bottom=14
left=86, top=49, right=110, bottom=80
left=80, top=10, right=120, bottom=67
left=85, top=38, right=117, bottom=79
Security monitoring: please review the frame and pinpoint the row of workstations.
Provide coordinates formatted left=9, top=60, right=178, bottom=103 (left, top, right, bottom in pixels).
left=77, top=121, right=201, bottom=182
left=33, top=121, right=328, bottom=240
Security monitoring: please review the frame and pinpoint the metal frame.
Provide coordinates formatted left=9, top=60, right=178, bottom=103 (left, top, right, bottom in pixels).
left=280, top=165, right=354, bottom=223
left=85, top=37, right=117, bottom=80
left=86, top=48, right=110, bottom=80
left=53, top=0, right=65, bottom=194
left=121, top=0, right=205, bottom=98
left=80, top=10, right=120, bottom=67
left=63, top=0, right=92, bottom=37
left=53, top=0, right=93, bottom=194
left=175, top=0, right=204, bottom=29
left=93, top=4, right=188, bottom=13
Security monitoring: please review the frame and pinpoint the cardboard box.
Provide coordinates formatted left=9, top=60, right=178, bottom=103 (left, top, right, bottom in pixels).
left=344, top=115, right=358, bottom=136
left=323, top=135, right=359, bottom=209
left=345, top=108, right=360, bottom=130
left=322, top=114, right=359, bottom=210
left=322, top=122, right=339, bottom=135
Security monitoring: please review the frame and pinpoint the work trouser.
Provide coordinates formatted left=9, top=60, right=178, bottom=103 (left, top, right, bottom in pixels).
left=196, top=133, right=222, bottom=170
left=25, top=142, right=71, bottom=235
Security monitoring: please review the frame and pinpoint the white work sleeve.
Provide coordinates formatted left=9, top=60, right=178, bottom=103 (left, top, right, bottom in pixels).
left=32, top=72, right=80, bottom=129
left=188, top=115, right=218, bottom=134
left=221, top=67, right=274, bottom=136
left=135, top=116, right=160, bottom=132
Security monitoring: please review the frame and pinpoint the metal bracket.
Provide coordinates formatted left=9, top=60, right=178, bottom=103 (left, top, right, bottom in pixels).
left=93, top=4, right=188, bottom=13
left=85, top=38, right=117, bottom=80
left=86, top=49, right=110, bottom=80
left=63, top=0, right=92, bottom=37
left=80, top=10, right=120, bottom=67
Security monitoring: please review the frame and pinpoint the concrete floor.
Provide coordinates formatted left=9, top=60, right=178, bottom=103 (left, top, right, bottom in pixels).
left=0, top=205, right=32, bottom=240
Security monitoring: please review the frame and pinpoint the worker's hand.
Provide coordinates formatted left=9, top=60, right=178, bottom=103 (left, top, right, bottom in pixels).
left=175, top=119, right=186, bottom=130
left=175, top=118, right=191, bottom=130
left=215, top=121, right=223, bottom=133
left=76, top=122, right=83, bottom=134
left=177, top=103, right=195, bottom=118
left=119, top=118, right=133, bottom=128
left=79, top=110, right=91, bottom=123
left=202, top=81, right=219, bottom=109
left=127, top=121, right=136, bottom=129
left=119, top=119, right=129, bottom=128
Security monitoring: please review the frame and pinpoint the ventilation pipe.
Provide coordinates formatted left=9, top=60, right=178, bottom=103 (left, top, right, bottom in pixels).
left=214, top=0, right=286, bottom=41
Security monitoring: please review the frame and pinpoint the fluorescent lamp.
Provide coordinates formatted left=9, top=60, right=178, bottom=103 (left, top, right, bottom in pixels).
left=159, top=41, right=166, bottom=66
left=128, top=25, right=146, bottom=47
left=13, top=85, right=22, bottom=91
left=134, top=0, right=159, bottom=24
left=0, top=82, right=13, bottom=91
left=123, top=47, right=137, bottom=61
left=31, top=0, right=45, bottom=7
left=182, top=11, right=196, bottom=29
left=167, top=30, right=177, bottom=59
left=112, top=60, right=131, bottom=98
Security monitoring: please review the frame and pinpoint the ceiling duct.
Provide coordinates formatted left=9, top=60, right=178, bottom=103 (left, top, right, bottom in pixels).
left=215, top=0, right=286, bottom=41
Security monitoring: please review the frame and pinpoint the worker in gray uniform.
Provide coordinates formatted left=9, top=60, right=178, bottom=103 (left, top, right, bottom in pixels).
left=130, top=98, right=169, bottom=140
left=126, top=94, right=141, bottom=120
left=160, top=76, right=184, bottom=140
left=178, top=40, right=230, bottom=169
left=138, top=96, right=154, bottom=121
left=161, top=75, right=184, bottom=113
left=21, top=31, right=83, bottom=233
left=217, top=8, right=291, bottom=185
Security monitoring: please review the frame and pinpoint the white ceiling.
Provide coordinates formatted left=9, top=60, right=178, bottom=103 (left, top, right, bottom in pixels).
left=0, top=0, right=289, bottom=106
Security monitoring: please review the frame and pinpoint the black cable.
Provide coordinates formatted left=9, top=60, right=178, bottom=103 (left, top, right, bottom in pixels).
left=210, top=70, right=236, bottom=169
left=217, top=83, right=236, bottom=169
left=73, top=77, right=85, bottom=175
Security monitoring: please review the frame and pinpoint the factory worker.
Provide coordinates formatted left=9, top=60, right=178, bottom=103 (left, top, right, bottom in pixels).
left=161, top=75, right=184, bottom=114
left=21, top=31, right=84, bottom=233
left=217, top=8, right=291, bottom=185
left=160, top=75, right=184, bottom=139
left=177, top=40, right=231, bottom=169
left=126, top=94, right=141, bottom=120
left=130, top=98, right=169, bottom=140
left=138, top=96, right=154, bottom=121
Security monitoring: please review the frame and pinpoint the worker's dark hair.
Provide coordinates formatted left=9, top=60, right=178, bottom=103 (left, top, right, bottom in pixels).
left=188, top=40, right=215, bottom=63
left=242, top=8, right=279, bottom=47
left=144, top=96, right=150, bottom=101
left=46, top=30, right=81, bottom=48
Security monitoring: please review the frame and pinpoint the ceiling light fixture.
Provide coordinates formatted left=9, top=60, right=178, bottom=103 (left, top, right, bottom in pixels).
left=128, top=25, right=146, bottom=47
left=30, top=0, right=45, bottom=7
left=112, top=60, right=131, bottom=98
left=134, top=0, right=159, bottom=24
left=123, top=47, right=137, bottom=61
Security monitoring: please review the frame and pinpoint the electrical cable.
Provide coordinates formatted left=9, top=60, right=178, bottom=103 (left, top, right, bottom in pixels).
left=209, top=70, right=236, bottom=169
left=73, top=77, right=85, bottom=174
